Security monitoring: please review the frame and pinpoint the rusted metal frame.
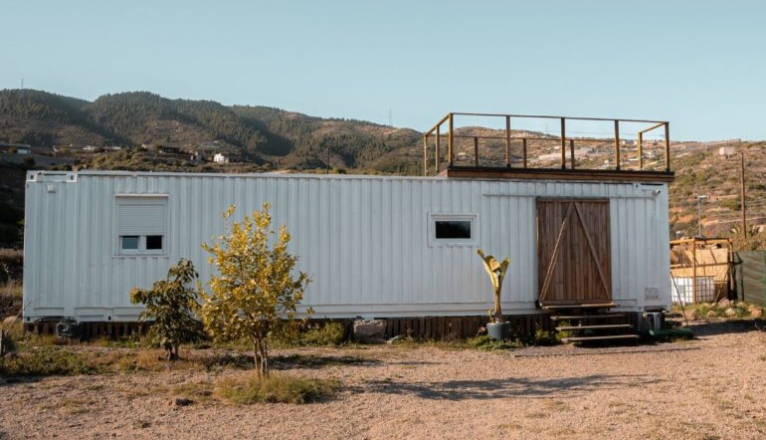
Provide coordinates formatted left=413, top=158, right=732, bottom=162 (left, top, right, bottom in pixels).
left=569, top=139, right=575, bottom=170
left=435, top=126, right=441, bottom=174
left=473, top=137, right=479, bottom=167
left=614, top=120, right=621, bottom=171
left=448, top=113, right=454, bottom=168
left=451, top=111, right=666, bottom=125
left=573, top=202, right=610, bottom=295
left=522, top=138, right=528, bottom=168
left=560, top=118, right=566, bottom=170
left=505, top=116, right=511, bottom=168
left=539, top=202, right=575, bottom=301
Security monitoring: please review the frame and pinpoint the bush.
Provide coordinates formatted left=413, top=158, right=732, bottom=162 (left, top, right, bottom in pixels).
left=300, top=323, right=345, bottom=346
left=466, top=334, right=522, bottom=351
left=216, top=374, right=340, bottom=404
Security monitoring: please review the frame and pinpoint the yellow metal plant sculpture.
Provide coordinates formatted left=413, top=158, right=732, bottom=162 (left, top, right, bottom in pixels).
left=477, top=249, right=510, bottom=323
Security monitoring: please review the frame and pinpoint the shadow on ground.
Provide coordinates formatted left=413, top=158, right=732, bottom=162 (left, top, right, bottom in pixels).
left=355, top=373, right=662, bottom=401
left=686, top=319, right=766, bottom=337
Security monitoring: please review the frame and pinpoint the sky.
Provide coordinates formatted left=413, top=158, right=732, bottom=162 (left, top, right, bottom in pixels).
left=2, top=0, right=765, bottom=141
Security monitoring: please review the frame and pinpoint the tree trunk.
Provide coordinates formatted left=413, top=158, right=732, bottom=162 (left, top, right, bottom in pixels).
left=165, top=343, right=179, bottom=361
left=254, top=337, right=269, bottom=377
left=0, top=330, right=6, bottom=358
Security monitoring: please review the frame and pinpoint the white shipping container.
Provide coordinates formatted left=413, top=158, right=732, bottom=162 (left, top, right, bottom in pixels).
left=23, top=171, right=672, bottom=323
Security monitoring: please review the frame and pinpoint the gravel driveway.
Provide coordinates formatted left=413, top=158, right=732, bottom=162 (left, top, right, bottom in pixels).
left=2, top=321, right=765, bottom=440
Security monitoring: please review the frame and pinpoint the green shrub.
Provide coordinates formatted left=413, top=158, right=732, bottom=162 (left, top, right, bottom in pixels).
left=216, top=374, right=340, bottom=404
left=533, top=327, right=558, bottom=346
left=300, top=322, right=345, bottom=346
left=466, top=334, right=522, bottom=351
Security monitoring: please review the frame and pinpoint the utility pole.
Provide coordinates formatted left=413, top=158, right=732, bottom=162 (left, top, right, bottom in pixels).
left=697, top=195, right=708, bottom=237
left=741, top=146, right=747, bottom=236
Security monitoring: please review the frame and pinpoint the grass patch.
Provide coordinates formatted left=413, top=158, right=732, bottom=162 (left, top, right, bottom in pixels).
left=466, top=335, right=523, bottom=351
left=172, top=382, right=215, bottom=404
left=0, top=347, right=113, bottom=376
left=199, top=353, right=253, bottom=371
left=216, top=374, right=341, bottom=404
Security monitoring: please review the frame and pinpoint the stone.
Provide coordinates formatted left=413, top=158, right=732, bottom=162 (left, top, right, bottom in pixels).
left=353, top=319, right=386, bottom=344
left=748, top=306, right=763, bottom=318
left=724, top=307, right=739, bottom=318
left=717, top=298, right=731, bottom=308
left=706, top=310, right=718, bottom=320
left=684, top=309, right=701, bottom=321
left=169, top=397, right=193, bottom=407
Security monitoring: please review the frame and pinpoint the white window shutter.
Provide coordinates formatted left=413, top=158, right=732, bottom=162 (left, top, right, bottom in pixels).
left=117, top=200, right=167, bottom=236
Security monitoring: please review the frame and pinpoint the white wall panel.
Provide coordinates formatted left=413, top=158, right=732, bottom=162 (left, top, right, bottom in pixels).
left=23, top=171, right=671, bottom=322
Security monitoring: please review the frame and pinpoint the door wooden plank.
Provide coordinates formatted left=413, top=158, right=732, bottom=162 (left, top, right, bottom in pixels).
left=539, top=202, right=574, bottom=302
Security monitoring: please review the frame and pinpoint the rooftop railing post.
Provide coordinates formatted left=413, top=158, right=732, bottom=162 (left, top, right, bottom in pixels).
left=522, top=138, right=528, bottom=168
left=423, top=135, right=428, bottom=176
left=474, top=137, right=479, bottom=167
left=448, top=113, right=454, bottom=168
left=435, top=126, right=441, bottom=174
left=638, top=132, right=643, bottom=170
left=505, top=116, right=511, bottom=168
left=560, top=118, right=566, bottom=169
left=569, top=139, right=575, bottom=170
left=614, top=120, right=621, bottom=171
left=665, top=123, right=671, bottom=172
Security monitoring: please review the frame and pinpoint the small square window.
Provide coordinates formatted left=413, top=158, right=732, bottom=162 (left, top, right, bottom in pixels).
left=121, top=236, right=139, bottom=250
left=435, top=221, right=472, bottom=239
left=428, top=213, right=478, bottom=246
left=146, top=235, right=163, bottom=250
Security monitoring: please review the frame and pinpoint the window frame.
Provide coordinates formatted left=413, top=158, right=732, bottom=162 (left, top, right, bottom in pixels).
left=114, top=194, right=169, bottom=257
left=428, top=212, right=479, bottom=247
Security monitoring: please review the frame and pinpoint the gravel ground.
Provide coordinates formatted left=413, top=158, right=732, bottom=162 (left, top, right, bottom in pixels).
left=2, top=321, right=766, bottom=440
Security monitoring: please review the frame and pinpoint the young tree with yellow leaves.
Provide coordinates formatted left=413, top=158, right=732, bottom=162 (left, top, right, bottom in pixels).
left=201, top=203, right=311, bottom=377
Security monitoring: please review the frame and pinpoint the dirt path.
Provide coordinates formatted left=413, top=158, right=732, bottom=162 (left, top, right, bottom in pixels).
left=2, top=325, right=766, bottom=440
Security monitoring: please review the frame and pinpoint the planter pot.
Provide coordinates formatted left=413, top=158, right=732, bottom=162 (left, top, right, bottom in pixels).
left=487, top=321, right=511, bottom=341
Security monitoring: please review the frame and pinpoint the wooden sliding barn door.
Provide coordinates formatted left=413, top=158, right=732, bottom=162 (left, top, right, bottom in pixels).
left=537, top=199, right=612, bottom=307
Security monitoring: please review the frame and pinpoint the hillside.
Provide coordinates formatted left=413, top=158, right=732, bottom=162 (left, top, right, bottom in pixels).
left=0, top=89, right=423, bottom=173
left=0, top=88, right=764, bottom=248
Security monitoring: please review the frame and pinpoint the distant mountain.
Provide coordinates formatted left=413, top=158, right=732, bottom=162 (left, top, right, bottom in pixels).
left=0, top=89, right=423, bottom=173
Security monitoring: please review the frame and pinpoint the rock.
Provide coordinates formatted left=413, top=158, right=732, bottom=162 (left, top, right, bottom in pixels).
left=748, top=306, right=763, bottom=318
left=684, top=309, right=701, bottom=321
left=724, top=308, right=739, bottom=318
left=717, top=298, right=731, bottom=308
left=353, top=319, right=386, bottom=344
left=169, top=397, right=193, bottom=407
left=706, top=310, right=718, bottom=320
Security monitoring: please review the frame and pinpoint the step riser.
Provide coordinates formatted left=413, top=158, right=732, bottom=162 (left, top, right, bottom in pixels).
left=551, top=308, right=639, bottom=345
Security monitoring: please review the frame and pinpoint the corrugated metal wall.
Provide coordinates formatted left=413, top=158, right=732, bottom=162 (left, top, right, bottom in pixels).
left=23, top=171, right=671, bottom=322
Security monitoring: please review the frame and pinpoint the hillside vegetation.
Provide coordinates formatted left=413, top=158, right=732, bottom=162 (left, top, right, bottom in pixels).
left=0, top=88, right=763, bottom=247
